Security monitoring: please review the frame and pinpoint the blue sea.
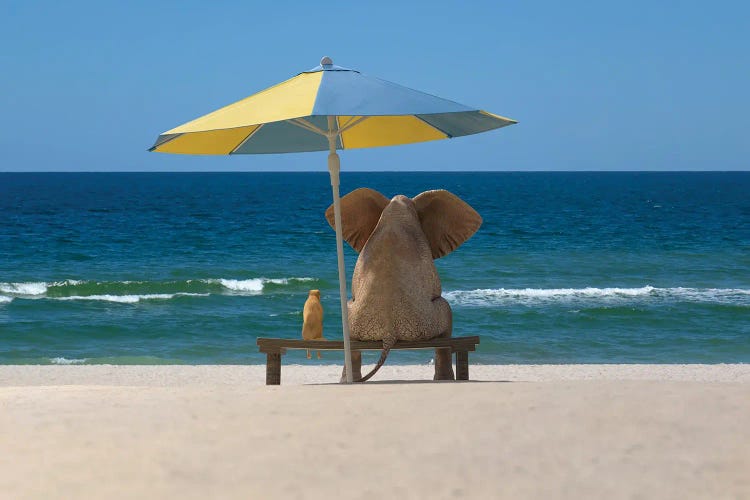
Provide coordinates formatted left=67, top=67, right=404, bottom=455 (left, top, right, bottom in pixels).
left=1, top=172, right=748, bottom=365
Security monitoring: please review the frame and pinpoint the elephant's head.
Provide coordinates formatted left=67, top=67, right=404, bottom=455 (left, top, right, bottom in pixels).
left=325, top=188, right=482, bottom=382
left=326, top=188, right=482, bottom=259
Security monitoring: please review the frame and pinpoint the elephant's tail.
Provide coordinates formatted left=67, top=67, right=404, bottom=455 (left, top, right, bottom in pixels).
left=355, top=337, right=396, bottom=383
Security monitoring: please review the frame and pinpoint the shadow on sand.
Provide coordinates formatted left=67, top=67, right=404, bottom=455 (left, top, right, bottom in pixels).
left=309, top=379, right=512, bottom=386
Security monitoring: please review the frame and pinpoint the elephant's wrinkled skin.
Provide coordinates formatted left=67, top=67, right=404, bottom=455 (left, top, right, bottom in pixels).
left=325, top=188, right=482, bottom=382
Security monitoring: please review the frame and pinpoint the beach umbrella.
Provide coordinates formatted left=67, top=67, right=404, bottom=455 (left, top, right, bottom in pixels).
left=149, top=57, right=516, bottom=382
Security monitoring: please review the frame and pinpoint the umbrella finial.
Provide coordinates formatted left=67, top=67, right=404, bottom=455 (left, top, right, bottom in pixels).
left=321, top=56, right=333, bottom=67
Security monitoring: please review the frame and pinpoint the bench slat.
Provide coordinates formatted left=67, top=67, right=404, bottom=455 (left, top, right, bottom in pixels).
left=257, top=336, right=479, bottom=353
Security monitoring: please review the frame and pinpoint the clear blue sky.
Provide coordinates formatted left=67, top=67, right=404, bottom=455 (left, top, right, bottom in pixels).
left=1, top=0, right=748, bottom=171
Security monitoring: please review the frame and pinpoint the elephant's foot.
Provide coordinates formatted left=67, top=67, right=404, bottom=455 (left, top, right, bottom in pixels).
left=433, top=347, right=455, bottom=380
left=339, top=350, right=362, bottom=383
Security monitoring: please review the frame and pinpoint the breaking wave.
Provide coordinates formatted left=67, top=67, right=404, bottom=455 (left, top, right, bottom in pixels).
left=443, top=286, right=750, bottom=307
left=202, top=277, right=314, bottom=294
left=54, top=293, right=208, bottom=303
left=0, top=279, right=87, bottom=297
left=49, top=357, right=87, bottom=365
left=1, top=281, right=57, bottom=295
left=0, top=277, right=317, bottom=303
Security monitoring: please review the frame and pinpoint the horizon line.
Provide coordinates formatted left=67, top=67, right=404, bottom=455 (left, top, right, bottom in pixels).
left=1, top=170, right=749, bottom=174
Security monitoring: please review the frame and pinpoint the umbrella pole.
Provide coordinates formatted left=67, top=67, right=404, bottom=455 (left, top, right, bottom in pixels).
left=327, top=117, right=354, bottom=383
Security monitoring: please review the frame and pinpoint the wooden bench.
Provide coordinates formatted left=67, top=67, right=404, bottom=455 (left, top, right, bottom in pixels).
left=256, top=336, right=480, bottom=385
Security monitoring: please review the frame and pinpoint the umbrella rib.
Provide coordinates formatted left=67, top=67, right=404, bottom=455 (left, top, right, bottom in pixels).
left=229, top=124, right=264, bottom=154
left=148, top=133, right=183, bottom=152
left=414, top=115, right=453, bottom=138
left=338, top=116, right=355, bottom=129
left=290, top=116, right=369, bottom=137
left=336, top=117, right=345, bottom=149
left=290, top=118, right=328, bottom=136
left=337, top=116, right=369, bottom=135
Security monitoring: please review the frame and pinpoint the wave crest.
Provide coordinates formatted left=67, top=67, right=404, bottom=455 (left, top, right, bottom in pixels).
left=49, top=357, right=87, bottom=365
left=444, top=286, right=750, bottom=307
left=54, top=293, right=208, bottom=303
left=0, top=277, right=316, bottom=303
left=0, top=282, right=48, bottom=295
left=209, top=278, right=265, bottom=293
left=204, top=277, right=316, bottom=294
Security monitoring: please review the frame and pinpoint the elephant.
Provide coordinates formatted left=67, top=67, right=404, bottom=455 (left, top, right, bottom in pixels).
left=325, top=188, right=482, bottom=382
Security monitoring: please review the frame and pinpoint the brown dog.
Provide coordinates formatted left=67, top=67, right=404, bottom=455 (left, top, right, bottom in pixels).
left=302, top=289, right=324, bottom=358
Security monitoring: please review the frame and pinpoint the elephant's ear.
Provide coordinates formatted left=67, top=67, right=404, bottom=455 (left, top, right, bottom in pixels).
left=325, top=188, right=390, bottom=252
left=413, top=190, right=482, bottom=259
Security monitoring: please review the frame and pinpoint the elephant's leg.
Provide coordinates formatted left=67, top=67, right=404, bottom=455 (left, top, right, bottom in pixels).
left=432, top=297, right=455, bottom=381
left=339, top=350, right=362, bottom=383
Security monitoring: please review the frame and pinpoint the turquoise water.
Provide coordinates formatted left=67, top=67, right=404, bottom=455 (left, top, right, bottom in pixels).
left=1, top=172, right=748, bottom=365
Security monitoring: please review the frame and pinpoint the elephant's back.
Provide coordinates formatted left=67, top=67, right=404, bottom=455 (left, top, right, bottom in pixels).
left=348, top=259, right=445, bottom=342
left=347, top=215, right=446, bottom=341
left=348, top=292, right=442, bottom=341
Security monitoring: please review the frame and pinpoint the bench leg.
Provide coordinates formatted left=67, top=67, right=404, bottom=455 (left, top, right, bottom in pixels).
left=266, top=353, right=281, bottom=385
left=433, top=347, right=455, bottom=380
left=456, top=351, right=469, bottom=381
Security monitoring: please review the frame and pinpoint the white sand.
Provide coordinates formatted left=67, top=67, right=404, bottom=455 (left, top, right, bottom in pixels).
left=2, top=363, right=749, bottom=386
left=1, top=364, right=749, bottom=499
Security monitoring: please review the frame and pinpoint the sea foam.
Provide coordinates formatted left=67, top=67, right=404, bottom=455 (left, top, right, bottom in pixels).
left=54, top=293, right=208, bottom=303
left=0, top=277, right=314, bottom=301
left=49, top=357, right=87, bottom=365
left=206, top=277, right=315, bottom=294
left=0, top=282, right=49, bottom=295
left=0, top=280, right=86, bottom=296
left=443, top=286, right=750, bottom=307
left=213, top=278, right=265, bottom=293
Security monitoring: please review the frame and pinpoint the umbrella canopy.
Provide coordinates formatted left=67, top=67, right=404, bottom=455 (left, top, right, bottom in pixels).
left=150, top=57, right=516, bottom=382
left=150, top=59, right=515, bottom=155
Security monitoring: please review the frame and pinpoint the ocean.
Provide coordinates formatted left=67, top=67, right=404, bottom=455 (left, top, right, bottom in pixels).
left=1, top=172, right=748, bottom=365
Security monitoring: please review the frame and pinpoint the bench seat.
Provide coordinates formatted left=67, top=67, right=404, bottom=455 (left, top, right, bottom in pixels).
left=256, top=336, right=480, bottom=385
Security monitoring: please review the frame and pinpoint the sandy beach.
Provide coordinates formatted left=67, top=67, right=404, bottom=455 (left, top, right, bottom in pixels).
left=1, top=365, right=748, bottom=500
